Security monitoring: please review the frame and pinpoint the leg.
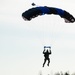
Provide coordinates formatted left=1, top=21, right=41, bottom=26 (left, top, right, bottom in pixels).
left=47, top=58, right=50, bottom=66
left=43, top=59, right=46, bottom=67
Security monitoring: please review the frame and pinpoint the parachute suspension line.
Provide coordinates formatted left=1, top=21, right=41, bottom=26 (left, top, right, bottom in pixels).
left=46, top=16, right=61, bottom=48
left=38, top=18, right=55, bottom=48
left=37, top=19, right=47, bottom=47
left=50, top=17, right=57, bottom=47
left=28, top=19, right=46, bottom=47
left=42, top=17, right=56, bottom=48
left=41, top=20, right=48, bottom=46
left=32, top=16, right=57, bottom=48
left=49, top=19, right=55, bottom=48
left=51, top=16, right=66, bottom=48
left=22, top=6, right=75, bottom=48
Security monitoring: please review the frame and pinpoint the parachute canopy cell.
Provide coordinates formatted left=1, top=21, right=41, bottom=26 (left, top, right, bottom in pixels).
left=22, top=6, right=75, bottom=23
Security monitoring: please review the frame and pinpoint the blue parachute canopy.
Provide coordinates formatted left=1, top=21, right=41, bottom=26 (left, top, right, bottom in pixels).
left=22, top=6, right=75, bottom=23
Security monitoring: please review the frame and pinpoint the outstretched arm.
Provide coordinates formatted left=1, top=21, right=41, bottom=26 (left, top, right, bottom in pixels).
left=43, top=49, right=45, bottom=54
left=49, top=50, right=52, bottom=54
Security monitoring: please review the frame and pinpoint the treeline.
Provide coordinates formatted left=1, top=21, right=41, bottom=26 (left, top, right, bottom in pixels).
left=39, top=71, right=75, bottom=75
left=55, top=72, right=75, bottom=75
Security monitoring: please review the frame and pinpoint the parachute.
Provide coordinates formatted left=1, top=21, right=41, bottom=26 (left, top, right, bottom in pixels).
left=22, top=6, right=75, bottom=23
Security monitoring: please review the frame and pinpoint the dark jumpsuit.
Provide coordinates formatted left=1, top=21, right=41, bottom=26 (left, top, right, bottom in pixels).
left=43, top=50, right=51, bottom=67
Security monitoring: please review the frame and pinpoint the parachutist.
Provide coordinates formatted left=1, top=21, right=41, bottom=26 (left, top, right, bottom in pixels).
left=43, top=49, right=52, bottom=67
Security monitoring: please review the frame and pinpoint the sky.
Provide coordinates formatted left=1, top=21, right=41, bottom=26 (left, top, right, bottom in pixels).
left=0, top=0, right=75, bottom=75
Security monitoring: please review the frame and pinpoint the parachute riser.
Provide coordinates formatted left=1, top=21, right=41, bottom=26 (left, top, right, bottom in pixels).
left=44, top=46, right=51, bottom=51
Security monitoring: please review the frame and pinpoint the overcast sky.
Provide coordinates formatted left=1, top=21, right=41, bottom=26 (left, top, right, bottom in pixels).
left=0, top=0, right=75, bottom=75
